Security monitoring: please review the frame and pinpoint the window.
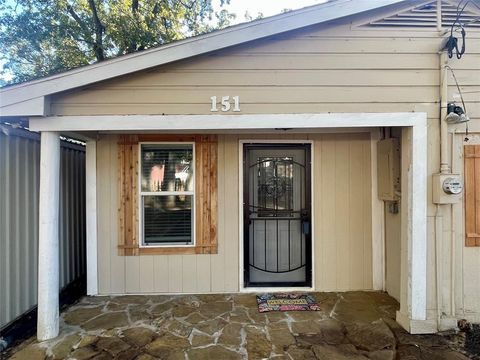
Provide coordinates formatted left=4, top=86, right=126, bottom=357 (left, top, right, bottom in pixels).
left=118, top=134, right=218, bottom=256
left=140, top=144, right=194, bottom=246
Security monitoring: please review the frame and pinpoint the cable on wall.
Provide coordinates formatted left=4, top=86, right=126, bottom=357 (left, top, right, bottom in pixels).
left=444, top=0, right=480, bottom=59
left=445, top=65, right=470, bottom=138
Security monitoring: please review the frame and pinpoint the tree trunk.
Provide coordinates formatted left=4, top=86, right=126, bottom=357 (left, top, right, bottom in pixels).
left=126, top=0, right=140, bottom=53
left=87, top=0, right=105, bottom=61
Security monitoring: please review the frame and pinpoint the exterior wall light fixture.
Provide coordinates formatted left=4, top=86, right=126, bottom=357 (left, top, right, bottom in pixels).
left=445, top=102, right=470, bottom=124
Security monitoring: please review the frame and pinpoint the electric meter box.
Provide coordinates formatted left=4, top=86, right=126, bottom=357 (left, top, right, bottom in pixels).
left=377, top=138, right=401, bottom=201
left=432, top=173, right=463, bottom=204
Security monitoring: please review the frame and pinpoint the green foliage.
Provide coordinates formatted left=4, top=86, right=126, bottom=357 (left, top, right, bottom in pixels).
left=0, top=0, right=235, bottom=84
left=243, top=10, right=263, bottom=22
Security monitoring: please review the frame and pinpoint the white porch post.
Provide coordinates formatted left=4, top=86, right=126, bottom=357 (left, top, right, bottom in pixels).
left=396, top=121, right=431, bottom=333
left=37, top=131, right=60, bottom=341
left=410, top=123, right=428, bottom=321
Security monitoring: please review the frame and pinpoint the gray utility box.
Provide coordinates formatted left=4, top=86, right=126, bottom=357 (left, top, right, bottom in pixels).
left=377, top=138, right=401, bottom=201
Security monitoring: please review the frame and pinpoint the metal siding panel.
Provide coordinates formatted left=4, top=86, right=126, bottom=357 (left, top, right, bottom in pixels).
left=59, top=149, right=65, bottom=287
left=74, top=151, right=80, bottom=280
left=0, top=134, right=8, bottom=327
left=17, top=138, right=28, bottom=314
left=64, top=149, right=71, bottom=286
left=31, top=141, right=40, bottom=313
left=81, top=152, right=86, bottom=276
left=5, top=136, right=13, bottom=324
left=69, top=150, right=75, bottom=283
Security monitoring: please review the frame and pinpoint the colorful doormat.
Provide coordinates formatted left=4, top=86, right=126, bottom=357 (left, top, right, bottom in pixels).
left=256, top=293, right=320, bottom=312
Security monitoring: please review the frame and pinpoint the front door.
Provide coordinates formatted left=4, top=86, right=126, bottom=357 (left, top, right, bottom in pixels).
left=243, top=144, right=312, bottom=287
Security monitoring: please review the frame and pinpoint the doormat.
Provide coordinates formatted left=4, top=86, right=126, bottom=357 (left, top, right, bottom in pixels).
left=256, top=293, right=320, bottom=312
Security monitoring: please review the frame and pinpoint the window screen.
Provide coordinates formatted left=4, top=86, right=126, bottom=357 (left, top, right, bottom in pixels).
left=140, top=144, right=194, bottom=246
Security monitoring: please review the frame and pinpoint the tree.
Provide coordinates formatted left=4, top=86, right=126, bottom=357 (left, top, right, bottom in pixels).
left=0, top=0, right=235, bottom=84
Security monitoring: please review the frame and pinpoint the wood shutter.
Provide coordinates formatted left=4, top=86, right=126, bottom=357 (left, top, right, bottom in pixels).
left=464, top=145, right=480, bottom=247
left=118, top=134, right=218, bottom=255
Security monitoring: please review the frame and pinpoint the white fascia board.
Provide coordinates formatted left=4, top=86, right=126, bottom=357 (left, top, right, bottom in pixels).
left=1, top=0, right=407, bottom=109
left=29, top=113, right=425, bottom=132
left=0, top=97, right=45, bottom=116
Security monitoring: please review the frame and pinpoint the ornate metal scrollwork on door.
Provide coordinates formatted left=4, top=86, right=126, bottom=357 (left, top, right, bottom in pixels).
left=248, top=156, right=307, bottom=274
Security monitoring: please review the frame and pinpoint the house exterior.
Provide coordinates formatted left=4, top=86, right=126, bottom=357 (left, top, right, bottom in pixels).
left=1, top=0, right=479, bottom=341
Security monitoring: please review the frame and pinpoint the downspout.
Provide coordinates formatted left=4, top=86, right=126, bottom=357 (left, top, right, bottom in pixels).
left=436, top=0, right=448, bottom=330
left=437, top=43, right=458, bottom=332
left=440, top=51, right=450, bottom=174
left=436, top=0, right=457, bottom=329
left=434, top=204, right=443, bottom=327
left=450, top=130, right=457, bottom=319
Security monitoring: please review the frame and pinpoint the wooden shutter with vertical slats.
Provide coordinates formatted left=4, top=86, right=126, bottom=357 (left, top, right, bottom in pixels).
left=464, top=145, right=480, bottom=247
left=118, top=134, right=218, bottom=255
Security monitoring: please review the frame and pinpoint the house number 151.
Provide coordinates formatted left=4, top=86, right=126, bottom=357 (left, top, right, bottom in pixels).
left=210, top=96, right=241, bottom=112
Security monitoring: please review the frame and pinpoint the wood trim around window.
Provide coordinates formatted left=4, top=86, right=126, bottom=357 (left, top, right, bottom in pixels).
left=464, top=145, right=480, bottom=247
left=118, top=134, right=218, bottom=255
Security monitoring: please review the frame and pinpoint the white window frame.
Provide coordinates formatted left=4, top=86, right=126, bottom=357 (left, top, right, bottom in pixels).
left=138, top=142, right=196, bottom=248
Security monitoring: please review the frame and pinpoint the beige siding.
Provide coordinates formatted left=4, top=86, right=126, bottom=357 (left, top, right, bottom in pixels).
left=452, top=133, right=480, bottom=323
left=50, top=24, right=480, bottom=121
left=314, top=133, right=372, bottom=291
left=96, top=132, right=372, bottom=294
left=97, top=134, right=240, bottom=294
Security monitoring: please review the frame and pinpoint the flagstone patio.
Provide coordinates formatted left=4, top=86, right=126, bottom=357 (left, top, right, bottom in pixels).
left=5, top=292, right=474, bottom=360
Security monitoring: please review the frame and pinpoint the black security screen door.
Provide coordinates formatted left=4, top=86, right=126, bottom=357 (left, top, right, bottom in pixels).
left=243, top=144, right=312, bottom=287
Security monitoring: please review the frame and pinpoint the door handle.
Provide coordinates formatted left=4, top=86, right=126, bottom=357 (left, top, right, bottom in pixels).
left=302, top=221, right=310, bottom=235
left=300, top=209, right=310, bottom=235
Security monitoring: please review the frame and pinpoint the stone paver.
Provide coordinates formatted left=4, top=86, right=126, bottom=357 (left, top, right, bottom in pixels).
left=245, top=325, right=272, bottom=359
left=82, top=312, right=129, bottom=331
left=144, top=333, right=189, bottom=358
left=51, top=334, right=81, bottom=359
left=312, top=343, right=369, bottom=360
left=69, top=346, right=99, bottom=360
left=190, top=332, right=212, bottom=347
left=3, top=292, right=476, bottom=360
left=218, top=322, right=243, bottom=347
left=121, top=327, right=157, bottom=347
left=95, top=337, right=131, bottom=356
left=63, top=306, right=104, bottom=326
left=9, top=343, right=46, bottom=360
left=345, top=320, right=396, bottom=351
left=188, top=345, right=242, bottom=360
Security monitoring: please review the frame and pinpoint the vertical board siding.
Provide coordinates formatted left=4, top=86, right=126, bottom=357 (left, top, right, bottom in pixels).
left=96, top=136, right=112, bottom=293
left=0, top=130, right=86, bottom=329
left=314, top=133, right=373, bottom=291
left=97, top=132, right=372, bottom=294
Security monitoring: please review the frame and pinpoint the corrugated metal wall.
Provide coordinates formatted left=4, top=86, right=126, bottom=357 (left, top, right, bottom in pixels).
left=0, top=127, right=86, bottom=329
